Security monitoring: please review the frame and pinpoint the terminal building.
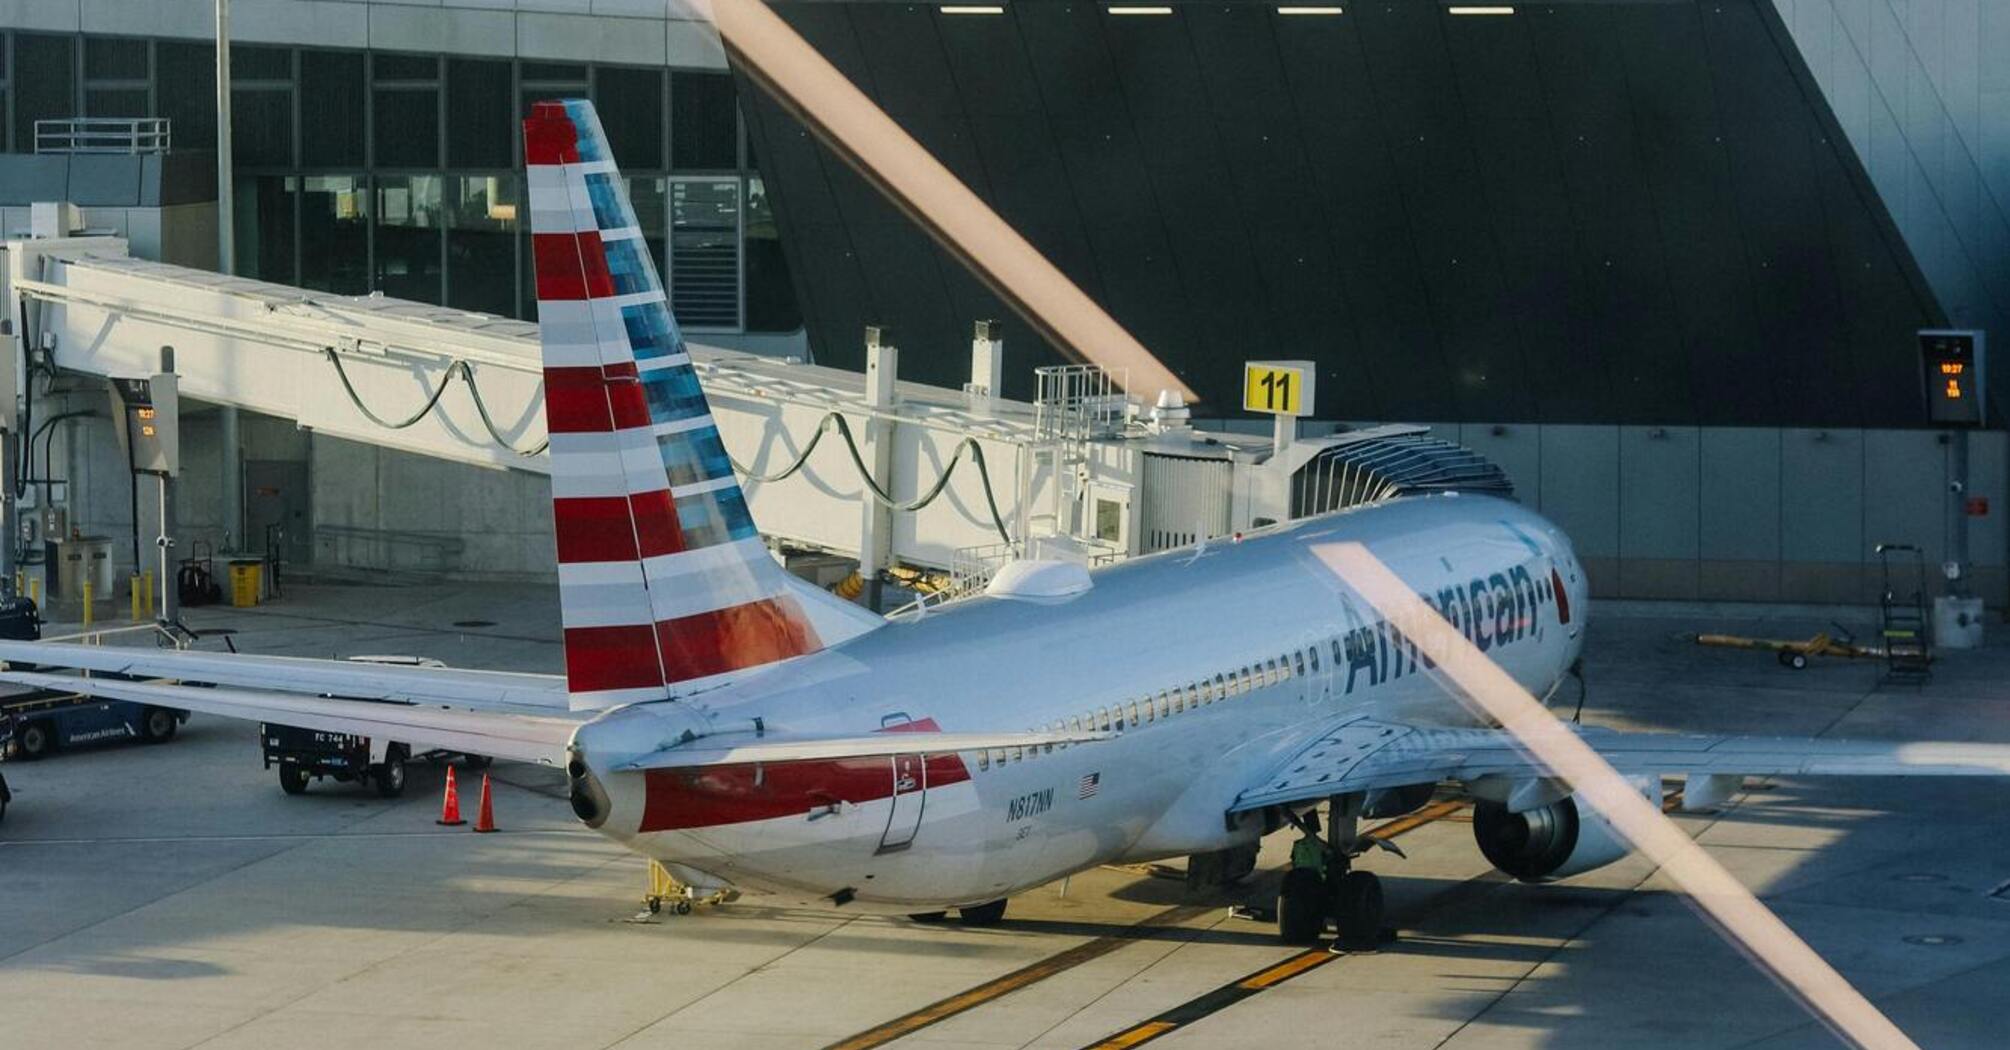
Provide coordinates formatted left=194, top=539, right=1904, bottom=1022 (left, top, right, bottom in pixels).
left=0, top=0, right=2006, bottom=606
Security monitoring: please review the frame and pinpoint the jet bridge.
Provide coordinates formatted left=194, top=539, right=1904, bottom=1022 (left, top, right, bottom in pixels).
left=0, top=233, right=1510, bottom=586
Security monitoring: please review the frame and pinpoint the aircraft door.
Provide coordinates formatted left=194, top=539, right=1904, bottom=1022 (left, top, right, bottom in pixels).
left=879, top=752, right=926, bottom=854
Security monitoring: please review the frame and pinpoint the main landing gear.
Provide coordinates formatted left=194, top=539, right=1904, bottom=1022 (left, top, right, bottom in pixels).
left=1276, top=795, right=1388, bottom=952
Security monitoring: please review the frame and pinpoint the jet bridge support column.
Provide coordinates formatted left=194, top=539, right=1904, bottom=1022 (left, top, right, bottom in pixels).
left=857, top=328, right=897, bottom=612
left=0, top=312, right=16, bottom=598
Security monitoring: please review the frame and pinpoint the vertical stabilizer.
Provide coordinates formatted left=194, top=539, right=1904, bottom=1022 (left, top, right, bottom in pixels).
left=525, top=99, right=826, bottom=707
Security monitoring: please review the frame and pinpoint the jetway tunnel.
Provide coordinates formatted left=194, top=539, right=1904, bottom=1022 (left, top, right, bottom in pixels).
left=1, top=232, right=1506, bottom=600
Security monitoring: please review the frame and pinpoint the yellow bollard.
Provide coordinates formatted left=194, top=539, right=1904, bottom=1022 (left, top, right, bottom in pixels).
left=12, top=570, right=20, bottom=596
left=29, top=578, right=41, bottom=607
left=141, top=569, right=154, bottom=618
left=130, top=573, right=143, bottom=622
left=82, top=579, right=94, bottom=627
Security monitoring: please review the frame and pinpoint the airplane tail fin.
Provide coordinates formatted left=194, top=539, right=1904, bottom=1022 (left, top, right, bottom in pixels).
left=525, top=99, right=850, bottom=707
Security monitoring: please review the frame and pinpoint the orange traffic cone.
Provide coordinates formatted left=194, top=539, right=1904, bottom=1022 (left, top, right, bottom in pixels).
left=472, top=772, right=497, bottom=833
left=437, top=765, right=466, bottom=826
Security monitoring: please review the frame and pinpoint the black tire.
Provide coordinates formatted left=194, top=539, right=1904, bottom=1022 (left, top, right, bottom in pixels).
left=1788, top=653, right=1809, bottom=670
left=462, top=754, right=493, bottom=771
left=1330, top=870, right=1385, bottom=952
left=139, top=707, right=178, bottom=743
left=907, top=911, right=950, bottom=924
left=278, top=764, right=309, bottom=795
left=373, top=747, right=408, bottom=799
left=957, top=899, right=1008, bottom=927
left=1277, top=867, right=1328, bottom=946
left=17, top=720, right=53, bottom=760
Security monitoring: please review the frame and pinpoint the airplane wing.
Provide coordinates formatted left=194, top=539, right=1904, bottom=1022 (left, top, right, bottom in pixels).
left=0, top=671, right=578, bottom=765
left=613, top=728, right=1114, bottom=771
left=1230, top=718, right=2010, bottom=814
left=0, top=639, right=566, bottom=711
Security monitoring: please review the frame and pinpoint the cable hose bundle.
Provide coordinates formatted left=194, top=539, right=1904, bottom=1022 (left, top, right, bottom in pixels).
left=324, top=350, right=1011, bottom=545
left=729, top=412, right=1013, bottom=546
left=322, top=348, right=548, bottom=456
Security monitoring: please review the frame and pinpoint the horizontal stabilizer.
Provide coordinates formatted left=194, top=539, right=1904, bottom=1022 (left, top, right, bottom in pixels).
left=0, top=671, right=578, bottom=766
left=0, top=640, right=566, bottom=711
left=614, top=728, right=1112, bottom=771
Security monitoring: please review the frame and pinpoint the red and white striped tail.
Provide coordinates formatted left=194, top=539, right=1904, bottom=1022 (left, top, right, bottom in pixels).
left=526, top=99, right=823, bottom=708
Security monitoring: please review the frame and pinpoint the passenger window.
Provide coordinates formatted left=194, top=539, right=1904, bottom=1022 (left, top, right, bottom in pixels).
left=1308, top=646, right=1319, bottom=673
left=1099, top=707, right=1112, bottom=732
left=1294, top=651, right=1306, bottom=677
left=1011, top=746, right=1022, bottom=763
left=1069, top=716, right=1083, bottom=733
left=1213, top=672, right=1226, bottom=700
left=1128, top=700, right=1141, bottom=726
left=978, top=749, right=989, bottom=771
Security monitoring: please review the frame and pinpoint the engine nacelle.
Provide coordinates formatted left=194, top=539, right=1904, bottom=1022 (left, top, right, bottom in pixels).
left=1472, top=795, right=1631, bottom=882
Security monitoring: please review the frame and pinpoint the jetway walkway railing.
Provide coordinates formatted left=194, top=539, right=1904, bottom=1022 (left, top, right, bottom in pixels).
left=2, top=239, right=1060, bottom=570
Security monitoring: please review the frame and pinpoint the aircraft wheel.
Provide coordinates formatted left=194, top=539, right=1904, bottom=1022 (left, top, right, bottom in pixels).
left=140, top=707, right=178, bottom=743
left=1779, top=651, right=1809, bottom=670
left=1277, top=867, right=1328, bottom=945
left=279, top=764, right=309, bottom=795
left=907, top=911, right=949, bottom=923
left=1330, top=870, right=1384, bottom=952
left=373, top=747, right=408, bottom=798
left=17, top=721, right=53, bottom=760
left=957, top=900, right=1008, bottom=926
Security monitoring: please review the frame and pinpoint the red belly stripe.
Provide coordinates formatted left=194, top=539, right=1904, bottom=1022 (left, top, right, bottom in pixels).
left=639, top=752, right=971, bottom=833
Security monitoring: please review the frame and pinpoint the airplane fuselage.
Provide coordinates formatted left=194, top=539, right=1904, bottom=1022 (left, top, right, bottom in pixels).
left=572, top=493, right=1587, bottom=910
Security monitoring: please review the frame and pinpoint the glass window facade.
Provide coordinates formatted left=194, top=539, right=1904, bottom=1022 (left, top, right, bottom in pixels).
left=0, top=33, right=796, bottom=334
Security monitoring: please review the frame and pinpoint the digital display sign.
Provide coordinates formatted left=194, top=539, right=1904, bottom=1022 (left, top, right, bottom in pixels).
left=1919, top=330, right=1986, bottom=426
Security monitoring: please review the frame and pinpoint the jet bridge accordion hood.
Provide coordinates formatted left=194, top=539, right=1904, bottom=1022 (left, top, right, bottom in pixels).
left=1292, top=432, right=1514, bottom=519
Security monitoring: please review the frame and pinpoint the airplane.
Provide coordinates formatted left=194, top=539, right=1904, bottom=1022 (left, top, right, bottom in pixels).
left=3, top=100, right=2009, bottom=950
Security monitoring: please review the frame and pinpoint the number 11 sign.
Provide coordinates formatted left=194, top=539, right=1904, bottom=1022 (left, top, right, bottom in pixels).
left=1242, top=360, right=1315, bottom=418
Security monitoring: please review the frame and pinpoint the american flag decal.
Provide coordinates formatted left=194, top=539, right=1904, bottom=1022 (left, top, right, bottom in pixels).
left=1078, top=772, right=1101, bottom=799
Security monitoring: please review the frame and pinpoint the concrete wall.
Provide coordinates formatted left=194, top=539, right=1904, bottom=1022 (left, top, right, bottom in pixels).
left=1773, top=0, right=2010, bottom=342
left=309, top=433, right=554, bottom=578
left=1439, top=422, right=2005, bottom=605
left=0, top=0, right=727, bottom=69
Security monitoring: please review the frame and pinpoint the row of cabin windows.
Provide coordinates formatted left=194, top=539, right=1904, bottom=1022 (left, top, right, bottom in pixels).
left=970, top=642, right=1329, bottom=773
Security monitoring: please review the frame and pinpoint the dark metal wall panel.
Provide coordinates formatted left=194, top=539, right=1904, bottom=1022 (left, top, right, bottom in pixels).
left=1102, top=14, right=1275, bottom=409
left=1356, top=2, right=1534, bottom=422
left=740, top=0, right=1949, bottom=425
left=1185, top=6, right=1378, bottom=420
left=1271, top=16, right=1457, bottom=421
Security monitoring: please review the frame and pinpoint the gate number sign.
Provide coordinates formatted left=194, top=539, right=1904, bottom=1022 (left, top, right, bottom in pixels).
left=1243, top=360, right=1315, bottom=417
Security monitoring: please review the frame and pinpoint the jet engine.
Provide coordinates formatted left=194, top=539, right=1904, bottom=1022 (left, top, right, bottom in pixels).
left=1472, top=795, right=1631, bottom=882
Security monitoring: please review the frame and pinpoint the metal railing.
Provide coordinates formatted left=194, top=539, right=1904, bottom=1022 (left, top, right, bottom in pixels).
left=35, top=118, right=172, bottom=155
left=1033, top=364, right=1128, bottom=443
